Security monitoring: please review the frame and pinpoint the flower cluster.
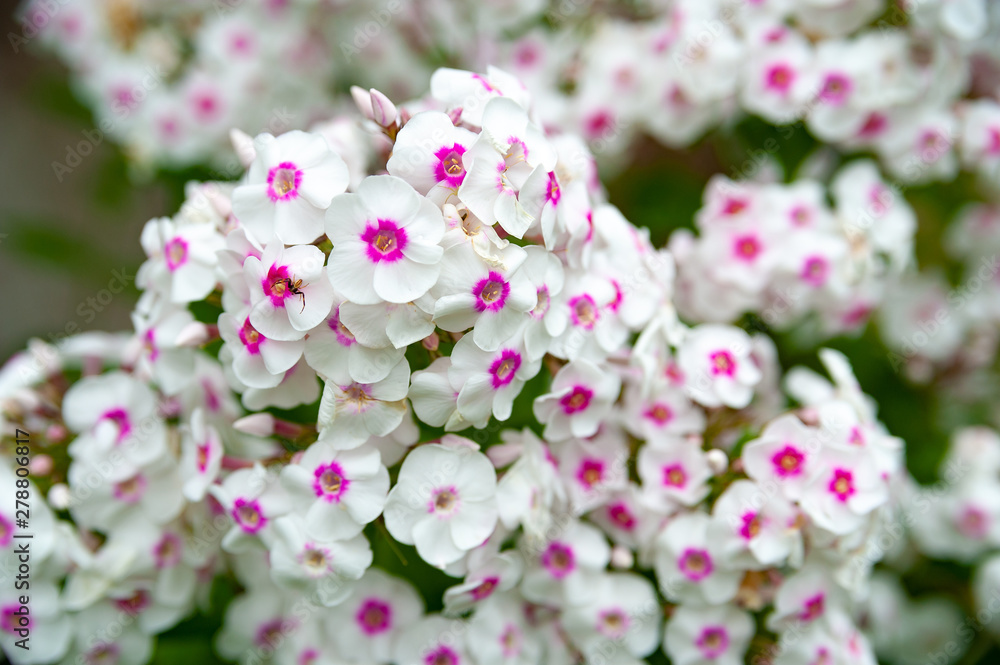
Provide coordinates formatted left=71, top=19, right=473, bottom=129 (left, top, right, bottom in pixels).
left=671, top=162, right=916, bottom=335
left=0, top=68, right=916, bottom=665
left=22, top=0, right=1000, bottom=187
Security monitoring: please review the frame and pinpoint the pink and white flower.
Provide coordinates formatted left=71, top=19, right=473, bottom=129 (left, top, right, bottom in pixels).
left=533, top=359, right=621, bottom=441
left=232, top=130, right=349, bottom=245
left=384, top=443, right=499, bottom=568
left=245, top=241, right=334, bottom=342
left=326, top=175, right=445, bottom=304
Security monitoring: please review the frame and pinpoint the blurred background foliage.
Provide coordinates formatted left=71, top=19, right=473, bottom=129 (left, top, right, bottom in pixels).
left=2, top=8, right=997, bottom=662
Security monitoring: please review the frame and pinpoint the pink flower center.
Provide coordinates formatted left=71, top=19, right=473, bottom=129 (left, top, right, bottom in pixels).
left=597, top=608, right=629, bottom=638
left=429, top=486, right=460, bottom=515
left=560, top=385, right=593, bottom=414
left=165, top=237, right=188, bottom=271
left=541, top=542, right=575, bottom=578
left=196, top=442, right=212, bottom=473
left=740, top=511, right=762, bottom=540
left=471, top=576, right=500, bottom=600
left=644, top=402, right=673, bottom=425
left=678, top=548, right=713, bottom=581
left=424, top=646, right=460, bottom=665
left=608, top=502, right=636, bottom=531
left=733, top=234, right=762, bottom=261
left=828, top=468, right=855, bottom=502
left=765, top=63, right=795, bottom=93
left=101, top=407, right=133, bottom=443
left=489, top=349, right=521, bottom=389
left=576, top=458, right=605, bottom=489
left=546, top=171, right=561, bottom=205
left=531, top=286, right=551, bottom=319
left=434, top=144, right=467, bottom=187
left=239, top=317, right=264, bottom=355
left=233, top=497, right=267, bottom=533
left=771, top=445, right=805, bottom=477
left=569, top=294, right=599, bottom=330
left=362, top=219, right=408, bottom=263
left=958, top=505, right=988, bottom=539
left=112, top=474, right=147, bottom=503
left=356, top=599, right=392, bottom=635
left=800, top=256, right=829, bottom=286
left=328, top=307, right=356, bottom=347
left=115, top=590, right=151, bottom=616
left=820, top=73, right=852, bottom=104
left=266, top=162, right=302, bottom=202
left=474, top=272, right=510, bottom=312
left=264, top=263, right=301, bottom=307
left=697, top=626, right=729, bottom=658
left=0, top=603, right=33, bottom=635
left=0, top=515, right=12, bottom=548
left=154, top=533, right=183, bottom=568
left=858, top=112, right=887, bottom=139
left=255, top=618, right=287, bottom=648
left=313, top=462, right=350, bottom=502
left=709, top=350, right=737, bottom=377
left=799, top=593, right=825, bottom=622
left=84, top=643, right=120, bottom=665
left=663, top=464, right=687, bottom=488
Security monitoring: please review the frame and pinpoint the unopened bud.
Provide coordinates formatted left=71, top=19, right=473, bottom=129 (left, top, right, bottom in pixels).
left=706, top=448, right=729, bottom=475
left=351, top=86, right=374, bottom=121
left=234, top=413, right=275, bottom=437
left=230, top=129, right=256, bottom=168
left=369, top=88, right=397, bottom=128
left=610, top=545, right=634, bottom=569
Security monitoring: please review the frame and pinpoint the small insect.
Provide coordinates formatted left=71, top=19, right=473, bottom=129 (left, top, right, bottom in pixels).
left=283, top=278, right=306, bottom=313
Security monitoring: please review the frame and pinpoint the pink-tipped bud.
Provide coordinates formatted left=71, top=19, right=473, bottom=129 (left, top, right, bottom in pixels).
left=230, top=129, right=256, bottom=168
left=447, top=106, right=464, bottom=126
left=706, top=448, right=729, bottom=475
left=176, top=322, right=212, bottom=347
left=46, top=424, right=67, bottom=443
left=351, top=86, right=374, bottom=121
left=29, top=454, right=53, bottom=476
left=233, top=413, right=275, bottom=437
left=422, top=331, right=440, bottom=352
left=486, top=442, right=523, bottom=467
left=369, top=88, right=397, bottom=128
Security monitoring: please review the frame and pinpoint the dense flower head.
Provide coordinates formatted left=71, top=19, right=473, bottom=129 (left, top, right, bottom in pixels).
left=3, top=52, right=1000, bottom=665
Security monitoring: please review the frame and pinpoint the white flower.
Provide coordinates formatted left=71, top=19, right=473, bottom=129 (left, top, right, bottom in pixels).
left=269, top=514, right=372, bottom=606
left=394, top=615, right=473, bottom=665
left=387, top=110, right=478, bottom=197
left=637, top=437, right=712, bottom=509
left=708, top=479, right=803, bottom=570
left=654, top=511, right=741, bottom=606
left=178, top=408, right=223, bottom=502
left=245, top=240, right=334, bottom=342
left=432, top=242, right=537, bottom=352
left=562, top=573, right=661, bottom=663
left=677, top=324, right=761, bottom=409
left=384, top=443, right=498, bottom=568
left=449, top=331, right=541, bottom=427
left=209, top=463, right=290, bottom=553
left=521, top=518, right=610, bottom=608
left=279, top=439, right=389, bottom=540
left=303, top=299, right=405, bottom=384
left=218, top=312, right=304, bottom=389
left=742, top=414, right=823, bottom=502
left=533, top=359, right=621, bottom=441
left=326, top=175, right=445, bottom=305
left=458, top=97, right=556, bottom=238
left=327, top=569, right=424, bottom=663
left=232, top=130, right=349, bottom=245
left=137, top=216, right=223, bottom=304
left=663, top=604, right=755, bottom=665
left=316, top=356, right=410, bottom=448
